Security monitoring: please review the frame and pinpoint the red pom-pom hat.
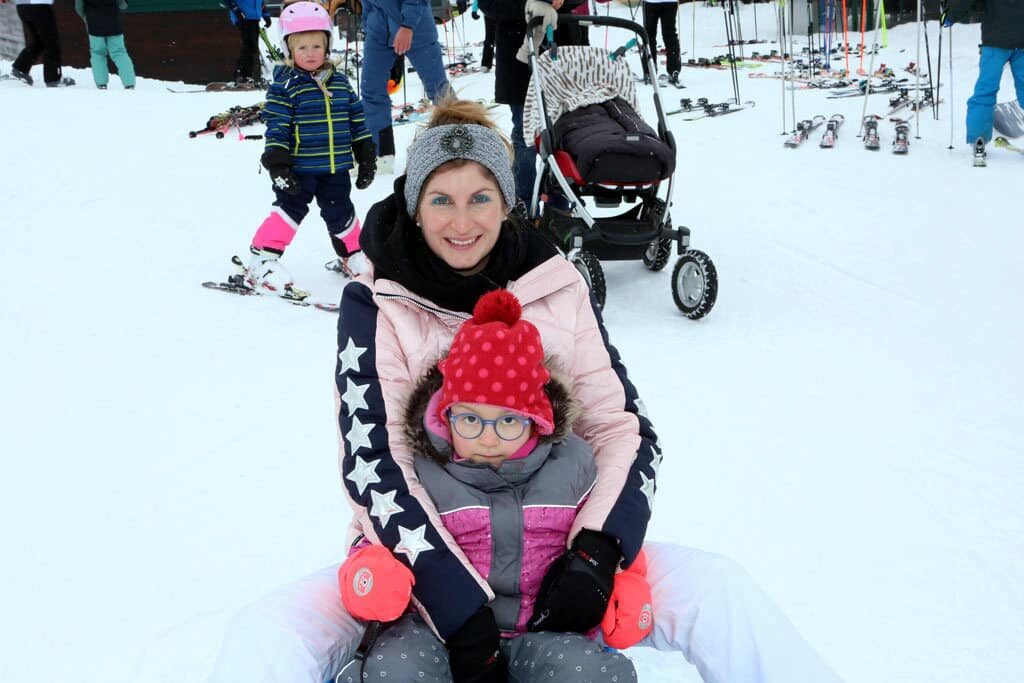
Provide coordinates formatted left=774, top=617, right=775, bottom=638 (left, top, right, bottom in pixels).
left=437, top=290, right=554, bottom=435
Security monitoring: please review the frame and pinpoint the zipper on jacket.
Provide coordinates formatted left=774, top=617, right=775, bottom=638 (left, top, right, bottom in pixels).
left=324, top=88, right=336, bottom=174
left=375, top=292, right=470, bottom=325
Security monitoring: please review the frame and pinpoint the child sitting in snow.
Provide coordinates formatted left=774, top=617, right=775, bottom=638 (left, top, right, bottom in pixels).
left=334, top=290, right=654, bottom=683
left=242, top=1, right=376, bottom=295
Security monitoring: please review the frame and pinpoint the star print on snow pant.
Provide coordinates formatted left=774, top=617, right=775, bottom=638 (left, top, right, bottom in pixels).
left=337, top=614, right=636, bottom=683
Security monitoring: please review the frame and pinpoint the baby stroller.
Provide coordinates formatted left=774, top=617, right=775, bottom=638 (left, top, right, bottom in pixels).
left=523, top=15, right=717, bottom=320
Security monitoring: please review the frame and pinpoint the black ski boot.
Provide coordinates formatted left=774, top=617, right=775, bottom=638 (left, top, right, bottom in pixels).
left=10, top=67, right=33, bottom=85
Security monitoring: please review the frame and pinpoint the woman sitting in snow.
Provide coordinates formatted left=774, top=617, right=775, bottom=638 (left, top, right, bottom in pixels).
left=208, top=98, right=844, bottom=683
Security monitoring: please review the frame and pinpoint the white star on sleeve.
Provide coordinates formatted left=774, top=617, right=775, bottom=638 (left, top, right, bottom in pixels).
left=369, top=489, right=404, bottom=529
left=638, top=471, right=656, bottom=513
left=345, top=455, right=381, bottom=495
left=341, top=378, right=370, bottom=416
left=338, top=338, right=367, bottom=375
left=345, top=415, right=374, bottom=455
left=650, top=449, right=663, bottom=477
left=394, top=524, right=434, bottom=566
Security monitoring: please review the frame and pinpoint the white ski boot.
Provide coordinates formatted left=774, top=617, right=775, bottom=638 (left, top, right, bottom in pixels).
left=972, top=137, right=987, bottom=167
left=241, top=248, right=307, bottom=299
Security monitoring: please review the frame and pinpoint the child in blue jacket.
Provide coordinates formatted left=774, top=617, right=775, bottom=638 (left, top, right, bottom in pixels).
left=243, top=1, right=377, bottom=293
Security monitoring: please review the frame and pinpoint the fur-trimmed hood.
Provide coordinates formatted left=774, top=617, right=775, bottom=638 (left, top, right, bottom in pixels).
left=404, top=363, right=579, bottom=467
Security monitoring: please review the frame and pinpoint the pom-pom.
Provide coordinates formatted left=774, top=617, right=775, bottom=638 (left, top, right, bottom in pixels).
left=472, top=289, right=522, bottom=325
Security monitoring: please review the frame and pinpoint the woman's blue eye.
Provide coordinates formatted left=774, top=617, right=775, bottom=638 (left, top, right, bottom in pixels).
left=431, top=196, right=451, bottom=206
left=471, top=194, right=491, bottom=204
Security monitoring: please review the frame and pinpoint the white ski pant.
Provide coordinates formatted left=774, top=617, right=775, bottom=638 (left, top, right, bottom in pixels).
left=206, top=543, right=843, bottom=683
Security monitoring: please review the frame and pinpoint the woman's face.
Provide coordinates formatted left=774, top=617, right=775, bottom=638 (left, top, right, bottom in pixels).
left=417, top=162, right=506, bottom=274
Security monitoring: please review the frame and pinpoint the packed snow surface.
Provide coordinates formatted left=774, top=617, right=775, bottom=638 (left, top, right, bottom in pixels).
left=2, top=4, right=1021, bottom=682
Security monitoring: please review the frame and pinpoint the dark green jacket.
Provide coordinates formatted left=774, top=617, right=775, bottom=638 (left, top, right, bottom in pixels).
left=947, top=0, right=1024, bottom=49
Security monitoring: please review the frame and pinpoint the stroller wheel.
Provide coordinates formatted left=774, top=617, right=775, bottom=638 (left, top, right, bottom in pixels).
left=671, top=250, right=718, bottom=320
left=642, top=236, right=674, bottom=272
left=570, top=249, right=607, bottom=311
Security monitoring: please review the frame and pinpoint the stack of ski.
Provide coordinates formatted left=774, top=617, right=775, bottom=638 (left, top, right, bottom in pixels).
left=784, top=115, right=826, bottom=148
left=668, top=97, right=754, bottom=120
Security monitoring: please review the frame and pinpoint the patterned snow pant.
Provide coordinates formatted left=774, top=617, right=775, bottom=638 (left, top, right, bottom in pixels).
left=334, top=614, right=636, bottom=683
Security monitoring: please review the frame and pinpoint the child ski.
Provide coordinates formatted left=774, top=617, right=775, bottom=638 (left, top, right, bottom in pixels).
left=819, top=114, right=845, bottom=148
left=784, top=115, right=826, bottom=148
left=862, top=115, right=881, bottom=150
left=891, top=118, right=910, bottom=155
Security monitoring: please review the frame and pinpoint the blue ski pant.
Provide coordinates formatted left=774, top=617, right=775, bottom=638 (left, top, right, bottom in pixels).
left=270, top=172, right=357, bottom=257
left=335, top=613, right=636, bottom=683
left=360, top=7, right=451, bottom=152
left=965, top=46, right=1024, bottom=144
left=88, top=34, right=136, bottom=88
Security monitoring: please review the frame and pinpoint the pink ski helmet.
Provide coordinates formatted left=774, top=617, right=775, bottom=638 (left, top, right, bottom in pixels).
left=279, top=2, right=333, bottom=55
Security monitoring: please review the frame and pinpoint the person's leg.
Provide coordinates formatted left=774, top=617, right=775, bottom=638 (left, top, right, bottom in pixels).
left=251, top=176, right=316, bottom=254
left=207, top=564, right=364, bottom=683
left=89, top=35, right=110, bottom=88
left=642, top=2, right=659, bottom=81
left=1008, top=48, right=1024, bottom=110
left=315, top=173, right=360, bottom=257
left=505, top=631, right=636, bottom=682
left=107, top=34, right=137, bottom=88
left=12, top=5, right=44, bottom=77
left=482, top=17, right=496, bottom=70
left=337, top=614, right=452, bottom=683
left=638, top=542, right=844, bottom=683
left=509, top=104, right=537, bottom=210
left=240, top=19, right=261, bottom=81
left=359, top=21, right=396, bottom=151
left=405, top=31, right=452, bottom=103
left=965, top=46, right=1011, bottom=144
left=661, top=3, right=682, bottom=76
left=34, top=5, right=64, bottom=84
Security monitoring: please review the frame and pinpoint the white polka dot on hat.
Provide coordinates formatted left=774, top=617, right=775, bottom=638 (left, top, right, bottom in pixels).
left=437, top=289, right=554, bottom=435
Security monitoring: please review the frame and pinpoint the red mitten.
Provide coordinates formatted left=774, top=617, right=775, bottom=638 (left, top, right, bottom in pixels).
left=600, top=548, right=654, bottom=649
left=338, top=545, right=415, bottom=622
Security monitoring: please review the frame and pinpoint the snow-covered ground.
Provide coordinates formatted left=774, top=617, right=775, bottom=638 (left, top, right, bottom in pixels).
left=2, top=4, right=1021, bottom=683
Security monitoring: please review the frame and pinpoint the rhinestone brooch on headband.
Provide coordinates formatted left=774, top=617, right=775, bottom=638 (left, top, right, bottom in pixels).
left=439, top=125, right=475, bottom=155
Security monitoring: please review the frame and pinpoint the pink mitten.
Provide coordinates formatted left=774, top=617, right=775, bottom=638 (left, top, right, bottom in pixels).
left=338, top=545, right=414, bottom=622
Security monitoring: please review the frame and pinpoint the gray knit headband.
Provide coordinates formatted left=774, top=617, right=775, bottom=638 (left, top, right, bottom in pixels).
left=404, top=124, right=517, bottom=217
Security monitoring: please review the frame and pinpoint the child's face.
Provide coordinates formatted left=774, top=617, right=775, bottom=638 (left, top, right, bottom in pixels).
left=448, top=402, right=533, bottom=468
left=290, top=32, right=328, bottom=72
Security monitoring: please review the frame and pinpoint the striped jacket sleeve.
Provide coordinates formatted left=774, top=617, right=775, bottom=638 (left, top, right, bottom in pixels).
left=568, top=290, right=661, bottom=567
left=335, top=282, right=492, bottom=639
left=262, top=78, right=294, bottom=152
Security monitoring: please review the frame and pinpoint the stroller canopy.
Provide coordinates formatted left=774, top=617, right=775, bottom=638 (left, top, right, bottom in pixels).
left=523, top=46, right=639, bottom=139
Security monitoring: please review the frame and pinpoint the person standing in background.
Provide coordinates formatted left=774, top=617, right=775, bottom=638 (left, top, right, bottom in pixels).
left=74, top=0, right=137, bottom=90
left=642, top=0, right=681, bottom=86
left=9, top=0, right=75, bottom=87
left=225, top=0, right=272, bottom=84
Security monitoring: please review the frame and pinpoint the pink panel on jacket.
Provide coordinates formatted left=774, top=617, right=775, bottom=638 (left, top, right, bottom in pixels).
left=439, top=507, right=493, bottom=580
left=516, top=506, right=577, bottom=632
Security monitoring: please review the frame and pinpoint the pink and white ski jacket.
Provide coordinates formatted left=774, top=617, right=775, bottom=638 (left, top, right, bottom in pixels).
left=335, top=255, right=661, bottom=640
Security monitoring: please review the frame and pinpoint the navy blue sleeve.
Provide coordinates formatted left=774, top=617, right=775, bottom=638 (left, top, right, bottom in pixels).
left=587, top=294, right=662, bottom=568
left=336, top=282, right=490, bottom=639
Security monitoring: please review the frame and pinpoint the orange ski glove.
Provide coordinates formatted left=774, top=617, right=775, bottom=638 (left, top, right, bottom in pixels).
left=600, top=548, right=654, bottom=649
left=338, top=545, right=414, bottom=622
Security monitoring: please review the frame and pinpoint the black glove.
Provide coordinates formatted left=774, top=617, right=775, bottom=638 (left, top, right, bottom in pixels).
left=527, top=530, right=620, bottom=634
left=261, top=148, right=300, bottom=195
left=456, top=0, right=468, bottom=13
left=263, top=14, right=271, bottom=28
left=446, top=606, right=508, bottom=683
left=353, top=137, right=377, bottom=190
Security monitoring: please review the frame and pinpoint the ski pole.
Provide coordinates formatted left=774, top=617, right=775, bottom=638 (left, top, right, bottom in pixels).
left=777, top=0, right=788, bottom=135
left=947, top=23, right=954, bottom=149
left=923, top=18, right=935, bottom=117
left=934, top=10, right=942, bottom=120
left=842, top=0, right=848, bottom=75
left=858, top=0, right=867, bottom=74
left=857, top=0, right=885, bottom=137
left=914, top=0, right=921, bottom=138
